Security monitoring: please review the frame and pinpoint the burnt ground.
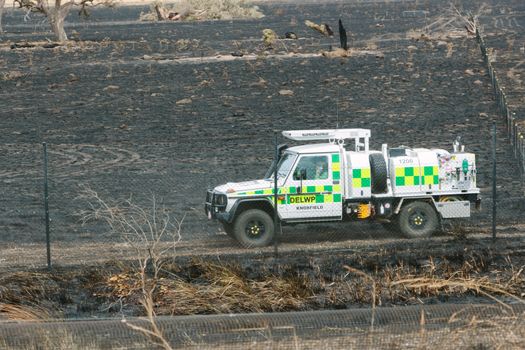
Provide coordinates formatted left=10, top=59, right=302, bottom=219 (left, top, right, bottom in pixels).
left=477, top=0, right=525, bottom=182
left=1, top=231, right=525, bottom=321
left=479, top=0, right=525, bottom=119
left=0, top=1, right=524, bottom=328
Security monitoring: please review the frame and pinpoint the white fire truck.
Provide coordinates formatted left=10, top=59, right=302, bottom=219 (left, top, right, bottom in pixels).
left=205, top=129, right=481, bottom=247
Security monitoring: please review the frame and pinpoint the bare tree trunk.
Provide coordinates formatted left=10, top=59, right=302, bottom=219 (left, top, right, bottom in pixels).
left=49, top=8, right=68, bottom=41
left=49, top=2, right=73, bottom=42
left=0, top=0, right=6, bottom=33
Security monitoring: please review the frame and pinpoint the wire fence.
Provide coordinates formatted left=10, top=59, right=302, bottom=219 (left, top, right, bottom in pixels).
left=1, top=2, right=525, bottom=350
left=475, top=25, right=525, bottom=177
left=0, top=137, right=523, bottom=349
left=2, top=139, right=521, bottom=270
left=1, top=304, right=524, bottom=349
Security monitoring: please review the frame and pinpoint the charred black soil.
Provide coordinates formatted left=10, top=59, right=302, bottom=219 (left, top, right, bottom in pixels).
left=1, top=232, right=524, bottom=320
left=0, top=0, right=524, bottom=324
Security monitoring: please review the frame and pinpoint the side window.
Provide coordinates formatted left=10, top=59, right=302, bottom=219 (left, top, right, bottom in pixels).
left=293, top=156, right=329, bottom=180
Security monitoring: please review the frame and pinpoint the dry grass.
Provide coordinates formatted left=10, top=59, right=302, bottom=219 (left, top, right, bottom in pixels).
left=102, top=260, right=315, bottom=315
left=1, top=250, right=524, bottom=322
left=0, top=303, right=53, bottom=321
left=0, top=272, right=61, bottom=304
left=0, top=315, right=523, bottom=350
left=183, top=0, right=263, bottom=20
left=0, top=253, right=524, bottom=349
left=392, top=276, right=524, bottom=309
left=80, top=188, right=182, bottom=350
left=304, top=20, right=333, bottom=37
left=343, top=265, right=377, bottom=329
left=381, top=255, right=525, bottom=307
left=184, top=313, right=525, bottom=349
left=405, top=3, right=490, bottom=43
left=140, top=0, right=263, bottom=21
left=93, top=253, right=525, bottom=317
left=321, top=48, right=384, bottom=59
left=0, top=328, right=100, bottom=350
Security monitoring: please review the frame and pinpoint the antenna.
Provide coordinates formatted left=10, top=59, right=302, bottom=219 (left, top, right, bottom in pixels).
left=336, top=86, right=340, bottom=129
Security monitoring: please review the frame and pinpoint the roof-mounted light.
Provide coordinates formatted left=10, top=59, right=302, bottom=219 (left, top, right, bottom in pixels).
left=282, top=129, right=371, bottom=152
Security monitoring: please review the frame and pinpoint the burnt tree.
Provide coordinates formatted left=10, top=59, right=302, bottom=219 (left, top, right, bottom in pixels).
left=0, top=0, right=6, bottom=33
left=14, top=0, right=115, bottom=41
left=339, top=19, right=348, bottom=50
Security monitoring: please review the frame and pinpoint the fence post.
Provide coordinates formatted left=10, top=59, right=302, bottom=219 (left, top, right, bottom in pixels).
left=492, top=123, right=497, bottom=241
left=43, top=142, right=51, bottom=270
left=521, top=136, right=524, bottom=178
left=521, top=133, right=525, bottom=178
left=273, top=134, right=279, bottom=258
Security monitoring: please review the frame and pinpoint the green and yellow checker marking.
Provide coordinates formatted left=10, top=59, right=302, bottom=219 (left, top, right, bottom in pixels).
left=236, top=153, right=344, bottom=205
left=237, top=185, right=335, bottom=196
left=236, top=185, right=341, bottom=204
left=332, top=153, right=340, bottom=181
left=352, top=168, right=371, bottom=188
left=395, top=166, right=439, bottom=186
left=395, top=166, right=420, bottom=186
left=421, top=165, right=439, bottom=185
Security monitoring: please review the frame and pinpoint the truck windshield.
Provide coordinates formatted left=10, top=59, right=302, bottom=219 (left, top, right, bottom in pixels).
left=267, top=153, right=297, bottom=180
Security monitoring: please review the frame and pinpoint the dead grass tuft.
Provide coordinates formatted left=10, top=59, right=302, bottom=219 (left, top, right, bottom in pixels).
left=91, top=252, right=525, bottom=317
left=392, top=276, right=524, bottom=309
left=3, top=249, right=524, bottom=323
left=405, top=3, right=490, bottom=43
left=163, top=260, right=314, bottom=314
left=386, top=255, right=525, bottom=307
left=140, top=0, right=264, bottom=21
left=2, top=70, right=26, bottom=81
left=321, top=48, right=384, bottom=59
left=0, top=272, right=61, bottom=304
left=0, top=303, right=53, bottom=321
left=322, top=48, right=352, bottom=58
left=100, top=259, right=314, bottom=315
left=262, top=29, right=277, bottom=47
left=305, top=20, right=333, bottom=37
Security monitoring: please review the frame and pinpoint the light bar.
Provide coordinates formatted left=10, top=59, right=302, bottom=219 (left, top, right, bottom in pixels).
left=282, top=129, right=371, bottom=141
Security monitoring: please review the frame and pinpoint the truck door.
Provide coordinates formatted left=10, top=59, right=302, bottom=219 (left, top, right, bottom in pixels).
left=279, top=153, right=343, bottom=221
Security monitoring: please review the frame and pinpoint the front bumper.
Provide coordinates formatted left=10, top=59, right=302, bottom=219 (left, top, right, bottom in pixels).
left=205, top=190, right=228, bottom=221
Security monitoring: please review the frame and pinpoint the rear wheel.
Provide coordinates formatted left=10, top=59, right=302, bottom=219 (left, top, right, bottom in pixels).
left=398, top=201, right=438, bottom=238
left=233, top=209, right=275, bottom=248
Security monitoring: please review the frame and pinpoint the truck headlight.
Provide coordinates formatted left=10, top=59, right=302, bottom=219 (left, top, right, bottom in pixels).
left=215, top=194, right=227, bottom=206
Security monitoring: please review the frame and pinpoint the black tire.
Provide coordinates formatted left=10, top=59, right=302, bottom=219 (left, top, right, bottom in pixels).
left=233, top=209, right=275, bottom=248
left=397, top=201, right=439, bottom=238
left=369, top=153, right=388, bottom=194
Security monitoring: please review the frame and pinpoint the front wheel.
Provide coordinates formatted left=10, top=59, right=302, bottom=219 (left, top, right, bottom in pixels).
left=397, top=201, right=438, bottom=238
left=233, top=209, right=275, bottom=248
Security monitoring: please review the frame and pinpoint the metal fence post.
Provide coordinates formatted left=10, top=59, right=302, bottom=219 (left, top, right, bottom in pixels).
left=492, top=123, right=497, bottom=241
left=521, top=134, right=525, bottom=179
left=43, top=142, right=51, bottom=270
left=273, top=134, right=279, bottom=258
